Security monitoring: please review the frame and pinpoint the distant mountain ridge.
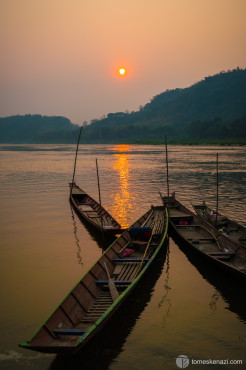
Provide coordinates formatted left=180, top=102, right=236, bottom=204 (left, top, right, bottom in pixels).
left=1, top=68, right=246, bottom=144
left=0, top=114, right=79, bottom=143
left=143, top=68, right=246, bottom=125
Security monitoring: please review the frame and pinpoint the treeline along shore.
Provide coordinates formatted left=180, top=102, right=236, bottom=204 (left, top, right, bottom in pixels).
left=1, top=68, right=246, bottom=145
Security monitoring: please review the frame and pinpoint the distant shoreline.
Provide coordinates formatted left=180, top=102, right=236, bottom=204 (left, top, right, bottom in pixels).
left=0, top=140, right=246, bottom=150
left=130, top=140, right=246, bottom=146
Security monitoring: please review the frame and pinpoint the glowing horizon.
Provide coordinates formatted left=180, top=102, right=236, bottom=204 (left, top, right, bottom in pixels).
left=0, top=0, right=245, bottom=125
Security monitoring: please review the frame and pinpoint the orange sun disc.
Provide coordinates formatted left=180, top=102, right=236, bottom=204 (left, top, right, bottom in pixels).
left=119, top=68, right=126, bottom=76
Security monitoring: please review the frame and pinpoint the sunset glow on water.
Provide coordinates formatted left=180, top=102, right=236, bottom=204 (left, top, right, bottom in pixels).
left=0, top=144, right=246, bottom=369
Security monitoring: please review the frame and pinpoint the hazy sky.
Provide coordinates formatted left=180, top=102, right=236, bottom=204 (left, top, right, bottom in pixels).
left=1, top=0, right=246, bottom=125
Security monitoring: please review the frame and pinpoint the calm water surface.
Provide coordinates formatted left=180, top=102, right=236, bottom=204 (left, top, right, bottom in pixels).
left=0, top=144, right=245, bottom=370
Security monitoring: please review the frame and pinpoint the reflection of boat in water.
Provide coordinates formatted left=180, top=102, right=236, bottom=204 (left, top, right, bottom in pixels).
left=70, top=182, right=123, bottom=236
left=192, top=153, right=246, bottom=249
left=161, top=192, right=246, bottom=281
left=19, top=206, right=168, bottom=355
left=70, top=203, right=110, bottom=257
left=157, top=245, right=171, bottom=327
left=192, top=202, right=246, bottom=249
left=70, top=205, right=83, bottom=267
left=171, top=232, right=246, bottom=324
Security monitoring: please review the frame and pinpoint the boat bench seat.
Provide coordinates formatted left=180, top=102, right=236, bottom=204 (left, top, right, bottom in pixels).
left=53, top=328, right=87, bottom=336
left=209, top=252, right=235, bottom=256
left=95, top=280, right=131, bottom=286
left=209, top=252, right=235, bottom=260
left=228, top=227, right=240, bottom=232
left=80, top=205, right=94, bottom=211
left=187, top=238, right=215, bottom=244
left=127, top=243, right=158, bottom=248
left=83, top=211, right=99, bottom=217
left=112, top=258, right=149, bottom=262
left=187, top=238, right=214, bottom=241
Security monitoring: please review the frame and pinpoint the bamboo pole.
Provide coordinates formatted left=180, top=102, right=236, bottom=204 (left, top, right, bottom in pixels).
left=165, top=136, right=170, bottom=209
left=96, top=158, right=104, bottom=232
left=70, top=126, right=82, bottom=196
left=215, top=153, right=219, bottom=227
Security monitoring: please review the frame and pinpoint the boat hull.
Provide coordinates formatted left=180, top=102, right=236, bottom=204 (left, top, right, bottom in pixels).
left=69, top=183, right=123, bottom=235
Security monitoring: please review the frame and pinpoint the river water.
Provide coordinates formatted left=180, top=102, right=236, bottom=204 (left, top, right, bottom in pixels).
left=0, top=144, right=245, bottom=370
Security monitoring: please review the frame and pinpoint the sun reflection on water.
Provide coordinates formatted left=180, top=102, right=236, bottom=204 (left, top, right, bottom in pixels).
left=111, top=145, right=136, bottom=228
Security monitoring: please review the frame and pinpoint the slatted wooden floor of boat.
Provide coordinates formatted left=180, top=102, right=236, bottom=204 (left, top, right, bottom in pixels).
left=176, top=226, right=220, bottom=253
left=78, top=204, right=116, bottom=227
left=80, top=292, right=113, bottom=325
left=113, top=208, right=165, bottom=284
left=115, top=249, right=151, bottom=282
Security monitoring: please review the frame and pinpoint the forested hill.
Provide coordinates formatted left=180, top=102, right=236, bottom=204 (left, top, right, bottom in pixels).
left=82, top=68, right=246, bottom=143
left=1, top=68, right=246, bottom=144
left=140, top=67, right=246, bottom=125
left=0, top=115, right=79, bottom=143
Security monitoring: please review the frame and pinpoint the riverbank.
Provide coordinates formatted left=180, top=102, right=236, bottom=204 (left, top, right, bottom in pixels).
left=1, top=140, right=246, bottom=149
left=131, top=139, right=246, bottom=145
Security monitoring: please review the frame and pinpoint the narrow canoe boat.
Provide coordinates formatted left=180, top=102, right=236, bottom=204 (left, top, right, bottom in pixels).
left=69, top=127, right=122, bottom=236
left=192, top=202, right=246, bottom=249
left=161, top=192, right=246, bottom=280
left=69, top=182, right=122, bottom=235
left=19, top=205, right=168, bottom=354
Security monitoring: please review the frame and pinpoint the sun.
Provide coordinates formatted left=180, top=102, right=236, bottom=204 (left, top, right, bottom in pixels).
left=118, top=68, right=126, bottom=76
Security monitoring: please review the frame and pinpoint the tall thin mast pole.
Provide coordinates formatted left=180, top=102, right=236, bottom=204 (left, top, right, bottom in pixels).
left=70, top=126, right=82, bottom=196
left=165, top=136, right=170, bottom=208
left=215, top=152, right=219, bottom=226
left=96, top=158, right=103, bottom=232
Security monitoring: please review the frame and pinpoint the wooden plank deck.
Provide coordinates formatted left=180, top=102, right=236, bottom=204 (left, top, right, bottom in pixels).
left=80, top=292, right=113, bottom=324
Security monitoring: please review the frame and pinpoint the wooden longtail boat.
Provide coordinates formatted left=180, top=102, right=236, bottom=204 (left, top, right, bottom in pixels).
left=69, top=127, right=122, bottom=236
left=161, top=192, right=246, bottom=280
left=69, top=182, right=122, bottom=235
left=19, top=206, right=168, bottom=354
left=192, top=202, right=246, bottom=249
